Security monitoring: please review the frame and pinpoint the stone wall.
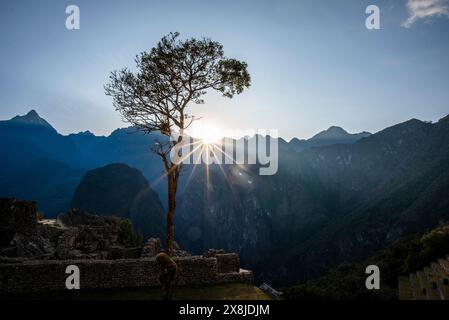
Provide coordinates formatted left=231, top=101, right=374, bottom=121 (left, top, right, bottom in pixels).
left=0, top=254, right=253, bottom=294
left=216, top=253, right=240, bottom=273
left=0, top=199, right=253, bottom=294
left=0, top=199, right=37, bottom=247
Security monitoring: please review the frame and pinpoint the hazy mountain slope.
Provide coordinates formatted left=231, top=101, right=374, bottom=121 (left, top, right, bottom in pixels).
left=0, top=112, right=85, bottom=216
left=176, top=116, right=449, bottom=285
left=288, top=126, right=371, bottom=152
left=0, top=111, right=81, bottom=168
left=0, top=110, right=369, bottom=216
left=176, top=164, right=274, bottom=265
left=1, top=110, right=448, bottom=288
left=0, top=158, right=84, bottom=215
left=284, top=223, right=449, bottom=300
left=71, top=163, right=165, bottom=238
left=266, top=118, right=449, bottom=285
left=8, top=110, right=55, bottom=130
left=0, top=111, right=168, bottom=215
left=310, top=126, right=371, bottom=142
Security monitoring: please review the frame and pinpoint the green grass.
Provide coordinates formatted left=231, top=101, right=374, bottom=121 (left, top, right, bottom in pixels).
left=5, top=283, right=271, bottom=300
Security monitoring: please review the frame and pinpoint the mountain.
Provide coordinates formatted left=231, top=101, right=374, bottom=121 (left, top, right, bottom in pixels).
left=288, top=126, right=371, bottom=152
left=284, top=223, right=449, bottom=300
left=1, top=109, right=449, bottom=288
left=0, top=110, right=80, bottom=170
left=273, top=117, right=449, bottom=284
left=175, top=115, right=449, bottom=286
left=70, top=163, right=165, bottom=239
left=0, top=110, right=367, bottom=217
left=310, top=126, right=371, bottom=142
left=7, top=110, right=55, bottom=131
left=0, top=159, right=84, bottom=216
left=0, top=111, right=167, bottom=216
left=439, top=114, right=449, bottom=124
left=0, top=111, right=84, bottom=216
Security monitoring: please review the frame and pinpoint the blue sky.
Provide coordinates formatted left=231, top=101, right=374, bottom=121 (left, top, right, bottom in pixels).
left=1, top=0, right=449, bottom=140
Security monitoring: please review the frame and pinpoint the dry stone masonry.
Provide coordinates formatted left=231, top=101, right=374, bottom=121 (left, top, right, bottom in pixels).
left=0, top=198, right=253, bottom=294
left=0, top=255, right=253, bottom=294
left=399, top=255, right=449, bottom=300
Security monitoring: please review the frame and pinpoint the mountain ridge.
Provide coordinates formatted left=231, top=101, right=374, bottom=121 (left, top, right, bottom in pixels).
left=7, top=110, right=55, bottom=131
left=309, top=126, right=371, bottom=141
left=1, top=110, right=449, bottom=287
left=1, top=110, right=372, bottom=142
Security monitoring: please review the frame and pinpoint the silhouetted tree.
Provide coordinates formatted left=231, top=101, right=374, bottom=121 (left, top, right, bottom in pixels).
left=105, top=32, right=250, bottom=256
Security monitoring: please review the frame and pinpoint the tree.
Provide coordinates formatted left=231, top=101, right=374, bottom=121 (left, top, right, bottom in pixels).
left=105, top=32, right=251, bottom=256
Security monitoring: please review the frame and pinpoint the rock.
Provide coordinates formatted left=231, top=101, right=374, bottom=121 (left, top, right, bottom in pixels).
left=0, top=198, right=38, bottom=247
left=172, top=241, right=190, bottom=257
left=216, top=253, right=240, bottom=273
left=0, top=247, right=16, bottom=257
left=203, top=248, right=226, bottom=258
left=1, top=199, right=144, bottom=261
left=12, top=233, right=55, bottom=258
left=173, top=241, right=181, bottom=250
left=108, top=246, right=143, bottom=259
left=259, top=283, right=283, bottom=300
left=141, top=238, right=161, bottom=257
left=56, top=225, right=121, bottom=259
left=57, top=209, right=114, bottom=227
left=173, top=249, right=190, bottom=257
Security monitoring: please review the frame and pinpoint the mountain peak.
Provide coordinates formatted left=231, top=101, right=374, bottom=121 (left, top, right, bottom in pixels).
left=9, top=109, right=55, bottom=130
left=77, top=130, right=95, bottom=136
left=27, top=109, right=39, bottom=117
left=327, top=126, right=348, bottom=134
left=310, top=126, right=349, bottom=141
left=309, top=126, right=371, bottom=142
left=438, top=114, right=449, bottom=124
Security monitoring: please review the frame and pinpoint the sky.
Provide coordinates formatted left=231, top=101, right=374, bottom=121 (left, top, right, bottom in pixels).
left=1, top=0, right=449, bottom=141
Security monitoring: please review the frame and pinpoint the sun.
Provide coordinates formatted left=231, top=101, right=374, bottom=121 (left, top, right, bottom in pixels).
left=190, top=122, right=223, bottom=144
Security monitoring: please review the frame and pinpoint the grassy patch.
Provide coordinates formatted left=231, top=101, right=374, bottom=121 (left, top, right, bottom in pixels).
left=5, top=283, right=271, bottom=300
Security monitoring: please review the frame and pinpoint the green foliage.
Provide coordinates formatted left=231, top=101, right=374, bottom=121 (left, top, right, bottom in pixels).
left=420, top=226, right=449, bottom=262
left=104, top=32, right=251, bottom=135
left=283, top=263, right=392, bottom=300
left=105, top=32, right=251, bottom=257
left=112, top=216, right=143, bottom=247
left=284, top=223, right=449, bottom=300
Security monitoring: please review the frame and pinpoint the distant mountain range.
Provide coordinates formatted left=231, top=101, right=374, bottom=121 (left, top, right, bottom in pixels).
left=1, top=110, right=449, bottom=287
left=0, top=110, right=370, bottom=216
left=173, top=114, right=449, bottom=285
left=288, top=126, right=371, bottom=152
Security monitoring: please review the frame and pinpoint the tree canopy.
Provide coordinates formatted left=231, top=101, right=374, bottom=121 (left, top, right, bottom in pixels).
left=105, top=32, right=250, bottom=152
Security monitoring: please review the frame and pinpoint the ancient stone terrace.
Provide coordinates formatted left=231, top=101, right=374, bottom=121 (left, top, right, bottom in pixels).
left=0, top=198, right=254, bottom=294
left=399, top=255, right=449, bottom=300
left=0, top=254, right=253, bottom=294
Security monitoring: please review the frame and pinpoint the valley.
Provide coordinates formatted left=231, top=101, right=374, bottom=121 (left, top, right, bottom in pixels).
left=1, top=110, right=449, bottom=288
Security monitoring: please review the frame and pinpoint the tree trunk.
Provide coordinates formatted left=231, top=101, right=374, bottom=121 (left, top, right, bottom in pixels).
left=166, top=171, right=178, bottom=256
